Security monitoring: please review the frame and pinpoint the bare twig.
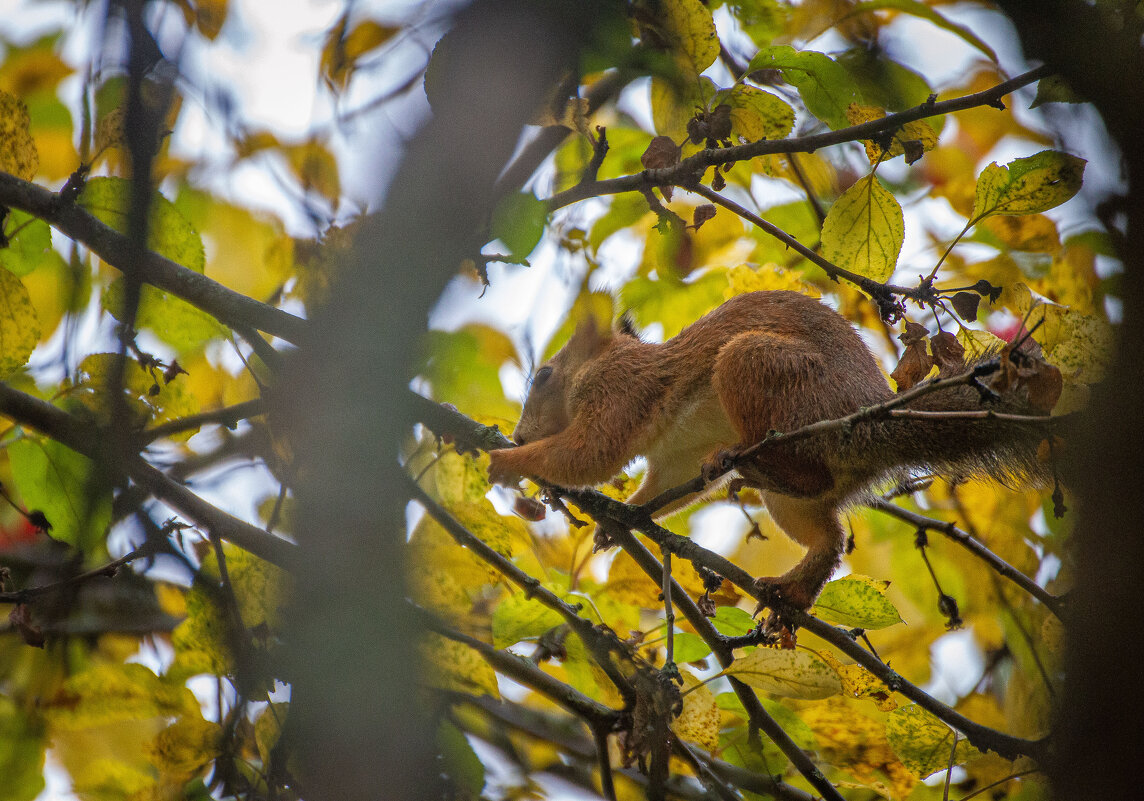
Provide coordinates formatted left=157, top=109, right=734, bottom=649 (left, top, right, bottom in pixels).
left=868, top=498, right=1064, bottom=618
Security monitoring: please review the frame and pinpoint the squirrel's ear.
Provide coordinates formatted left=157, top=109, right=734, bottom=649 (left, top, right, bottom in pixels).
left=566, top=314, right=612, bottom=360
left=617, top=313, right=639, bottom=339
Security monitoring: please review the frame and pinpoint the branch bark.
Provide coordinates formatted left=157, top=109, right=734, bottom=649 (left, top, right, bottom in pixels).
left=0, top=171, right=308, bottom=344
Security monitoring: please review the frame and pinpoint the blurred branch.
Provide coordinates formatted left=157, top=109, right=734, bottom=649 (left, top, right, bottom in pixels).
left=0, top=381, right=295, bottom=568
left=0, top=171, right=309, bottom=344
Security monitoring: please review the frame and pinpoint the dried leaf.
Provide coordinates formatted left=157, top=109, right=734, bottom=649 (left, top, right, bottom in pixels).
left=691, top=204, right=716, bottom=230
left=929, top=331, right=965, bottom=373
left=950, top=291, right=982, bottom=322
left=640, top=135, right=681, bottom=170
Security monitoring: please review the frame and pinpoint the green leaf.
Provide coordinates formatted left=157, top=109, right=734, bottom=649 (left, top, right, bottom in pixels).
left=821, top=174, right=904, bottom=282
left=492, top=593, right=564, bottom=649
left=81, top=177, right=228, bottom=351
left=620, top=269, right=728, bottom=339
left=847, top=0, right=997, bottom=63
left=588, top=192, right=651, bottom=253
left=711, top=605, right=755, bottom=637
left=7, top=436, right=111, bottom=552
left=716, top=692, right=819, bottom=749
left=722, top=646, right=841, bottom=699
left=746, top=46, right=860, bottom=129
left=712, top=84, right=795, bottom=143
left=672, top=631, right=713, bottom=663
left=418, top=324, right=520, bottom=421
left=1031, top=74, right=1083, bottom=108
left=885, top=704, right=983, bottom=778
left=1, top=210, right=53, bottom=277
left=837, top=48, right=937, bottom=118
left=0, top=267, right=40, bottom=376
left=0, top=694, right=46, bottom=801
left=490, top=191, right=547, bottom=261
left=103, top=278, right=229, bottom=353
left=554, top=125, right=652, bottom=191
left=811, top=575, right=903, bottom=629
left=436, top=719, right=486, bottom=797
left=971, top=150, right=1086, bottom=222
left=79, top=177, right=205, bottom=273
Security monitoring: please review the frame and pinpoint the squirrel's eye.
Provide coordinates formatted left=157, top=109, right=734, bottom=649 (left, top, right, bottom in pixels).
left=533, top=366, right=553, bottom=387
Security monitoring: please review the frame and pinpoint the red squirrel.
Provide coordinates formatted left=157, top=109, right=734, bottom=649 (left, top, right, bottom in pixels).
left=488, top=290, right=1059, bottom=610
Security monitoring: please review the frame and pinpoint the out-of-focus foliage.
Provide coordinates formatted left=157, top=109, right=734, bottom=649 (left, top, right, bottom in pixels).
left=0, top=0, right=1117, bottom=799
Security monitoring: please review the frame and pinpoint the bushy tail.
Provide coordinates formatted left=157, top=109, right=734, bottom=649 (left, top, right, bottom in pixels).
left=859, top=346, right=1062, bottom=489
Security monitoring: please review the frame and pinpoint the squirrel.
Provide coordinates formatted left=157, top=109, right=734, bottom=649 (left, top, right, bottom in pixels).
left=488, top=290, right=1060, bottom=611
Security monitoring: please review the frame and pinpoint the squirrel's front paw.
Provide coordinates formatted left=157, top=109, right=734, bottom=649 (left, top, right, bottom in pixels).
left=701, top=448, right=739, bottom=483
left=487, top=450, right=523, bottom=487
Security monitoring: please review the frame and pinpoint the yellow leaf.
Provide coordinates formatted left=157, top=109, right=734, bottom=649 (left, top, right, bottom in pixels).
left=70, top=353, right=200, bottom=437
left=46, top=663, right=199, bottom=730
left=819, top=652, right=896, bottom=710
left=971, top=150, right=1086, bottom=222
left=714, top=85, right=794, bottom=143
left=821, top=174, right=904, bottom=282
left=321, top=13, right=397, bottom=89
left=199, top=542, right=291, bottom=630
left=846, top=103, right=937, bottom=163
left=174, top=185, right=295, bottom=301
left=419, top=632, right=500, bottom=698
left=192, top=0, right=228, bottom=39
left=800, top=698, right=917, bottom=798
left=284, top=140, right=341, bottom=205
left=725, top=263, right=815, bottom=299
left=660, top=0, right=719, bottom=76
left=255, top=702, right=289, bottom=765
left=650, top=75, right=717, bottom=140
left=150, top=716, right=222, bottom=782
left=675, top=668, right=719, bottom=753
left=981, top=213, right=1060, bottom=253
left=1010, top=283, right=1114, bottom=384
left=885, top=704, right=983, bottom=778
left=0, top=268, right=40, bottom=376
left=0, top=89, right=39, bottom=179
left=722, top=646, right=841, bottom=699
left=94, top=106, right=128, bottom=156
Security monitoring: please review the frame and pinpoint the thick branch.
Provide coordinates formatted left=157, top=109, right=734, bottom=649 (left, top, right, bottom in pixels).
left=0, top=171, right=308, bottom=344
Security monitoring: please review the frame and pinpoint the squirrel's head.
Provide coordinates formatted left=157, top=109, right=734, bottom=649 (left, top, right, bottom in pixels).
left=513, top=315, right=616, bottom=445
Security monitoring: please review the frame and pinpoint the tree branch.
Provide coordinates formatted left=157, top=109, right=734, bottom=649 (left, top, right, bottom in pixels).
left=407, top=477, right=637, bottom=705
left=547, top=65, right=1051, bottom=210
left=0, top=171, right=309, bottom=344
left=868, top=497, right=1064, bottom=618
left=410, top=397, right=1051, bottom=763
left=0, top=381, right=296, bottom=568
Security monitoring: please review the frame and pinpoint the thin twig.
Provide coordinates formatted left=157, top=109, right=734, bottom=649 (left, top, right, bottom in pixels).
left=869, top=498, right=1064, bottom=618
left=547, top=66, right=1051, bottom=210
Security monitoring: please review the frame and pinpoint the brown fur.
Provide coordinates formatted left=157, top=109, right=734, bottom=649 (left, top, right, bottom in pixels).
left=489, top=291, right=1054, bottom=609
